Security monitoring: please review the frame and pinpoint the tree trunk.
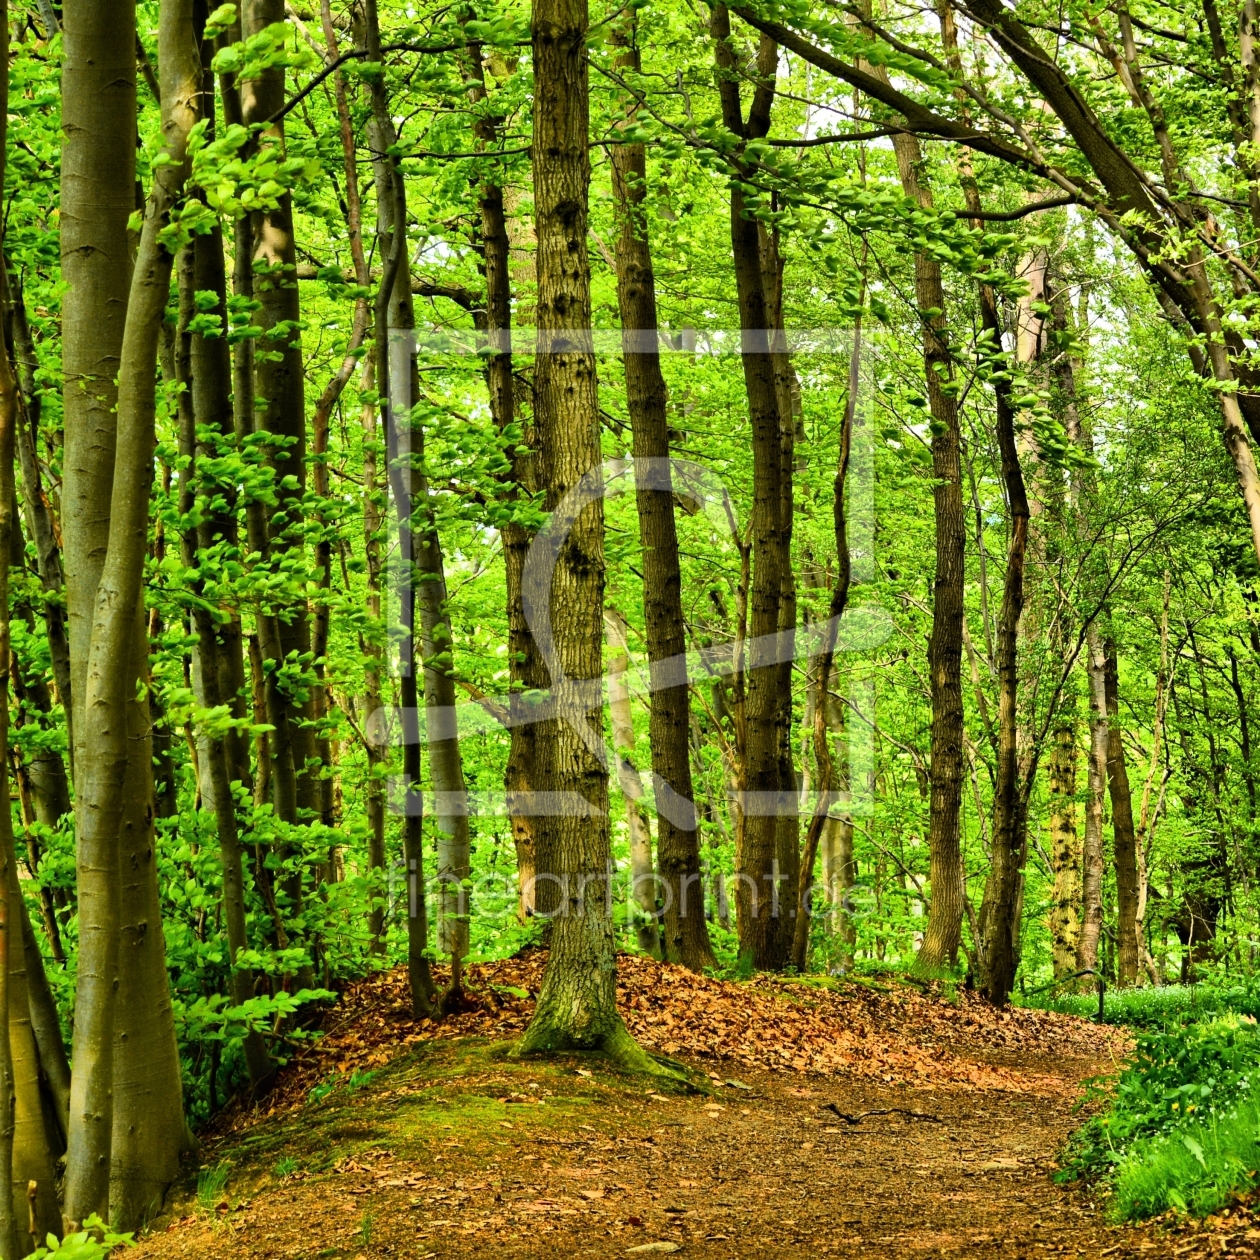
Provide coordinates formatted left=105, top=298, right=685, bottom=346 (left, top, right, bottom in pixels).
left=1076, top=625, right=1109, bottom=977
left=1105, top=639, right=1141, bottom=986
left=463, top=26, right=542, bottom=930
left=515, top=0, right=662, bottom=1073
left=64, top=0, right=198, bottom=1226
left=879, top=128, right=966, bottom=977
left=5, top=267, right=72, bottom=742
left=360, top=0, right=439, bottom=1016
left=977, top=287, right=1030, bottom=1006
left=791, top=315, right=860, bottom=973
left=240, top=0, right=318, bottom=825
left=608, top=34, right=715, bottom=969
left=58, top=0, right=138, bottom=1229
left=184, top=127, right=274, bottom=1088
left=712, top=11, right=788, bottom=971
left=604, top=609, right=661, bottom=957
left=1046, top=711, right=1081, bottom=980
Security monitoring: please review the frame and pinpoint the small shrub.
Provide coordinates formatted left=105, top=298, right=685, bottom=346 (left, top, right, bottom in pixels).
left=31, top=1214, right=134, bottom=1259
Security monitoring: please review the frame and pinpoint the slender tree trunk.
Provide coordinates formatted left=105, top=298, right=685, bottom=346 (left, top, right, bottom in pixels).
left=879, top=134, right=966, bottom=977
left=791, top=315, right=859, bottom=972
left=1105, top=639, right=1141, bottom=985
left=317, top=0, right=389, bottom=950
left=604, top=609, right=661, bottom=957
left=1077, top=625, right=1109, bottom=977
left=1047, top=711, right=1081, bottom=980
left=5, top=267, right=72, bottom=741
left=515, top=0, right=661, bottom=1073
left=360, top=0, right=438, bottom=1016
left=463, top=24, right=543, bottom=930
left=977, top=287, right=1030, bottom=1006
left=239, top=0, right=317, bottom=825
left=712, top=11, right=788, bottom=970
left=609, top=33, right=715, bottom=969
left=183, top=89, right=274, bottom=1088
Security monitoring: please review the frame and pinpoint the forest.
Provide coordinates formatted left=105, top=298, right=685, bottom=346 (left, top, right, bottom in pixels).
left=0, top=0, right=1255, bottom=1253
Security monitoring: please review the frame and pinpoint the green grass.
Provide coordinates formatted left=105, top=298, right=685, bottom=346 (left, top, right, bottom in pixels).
left=196, top=1162, right=230, bottom=1210
left=1111, top=1083, right=1260, bottom=1218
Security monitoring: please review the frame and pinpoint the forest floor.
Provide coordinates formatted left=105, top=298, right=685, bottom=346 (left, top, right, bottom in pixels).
left=133, top=954, right=1260, bottom=1259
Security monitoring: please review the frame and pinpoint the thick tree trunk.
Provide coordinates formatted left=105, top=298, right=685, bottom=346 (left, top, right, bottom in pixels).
left=58, top=0, right=138, bottom=1229
left=1105, top=640, right=1141, bottom=985
left=608, top=43, right=715, bottom=969
left=63, top=0, right=198, bottom=1226
left=515, top=0, right=661, bottom=1073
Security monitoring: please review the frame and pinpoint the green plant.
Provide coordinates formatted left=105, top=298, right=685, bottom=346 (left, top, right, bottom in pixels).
left=196, top=1162, right=231, bottom=1210
left=359, top=1211, right=374, bottom=1248
left=273, top=1155, right=300, bottom=1178
left=30, top=1214, right=134, bottom=1259
left=1060, top=1016, right=1260, bottom=1184
left=1110, top=1083, right=1260, bottom=1218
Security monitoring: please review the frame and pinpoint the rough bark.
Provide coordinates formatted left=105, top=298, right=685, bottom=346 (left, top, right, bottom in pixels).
left=515, top=0, right=664, bottom=1074
left=888, top=130, right=966, bottom=977
left=977, top=287, right=1031, bottom=1007
left=609, top=35, right=715, bottom=969
left=712, top=11, right=790, bottom=971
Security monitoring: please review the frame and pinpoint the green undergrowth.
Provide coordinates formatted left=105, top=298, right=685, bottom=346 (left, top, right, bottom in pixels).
left=1023, top=981, right=1260, bottom=1029
left=160, top=1037, right=708, bottom=1228
left=1059, top=1014, right=1260, bottom=1220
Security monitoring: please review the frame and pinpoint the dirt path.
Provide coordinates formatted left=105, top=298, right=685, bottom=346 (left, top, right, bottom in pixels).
left=129, top=961, right=1256, bottom=1259
left=133, top=1039, right=1247, bottom=1260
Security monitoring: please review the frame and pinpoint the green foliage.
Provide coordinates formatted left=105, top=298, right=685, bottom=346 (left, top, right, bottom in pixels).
left=1060, top=1017, right=1260, bottom=1218
left=29, top=1217, right=134, bottom=1260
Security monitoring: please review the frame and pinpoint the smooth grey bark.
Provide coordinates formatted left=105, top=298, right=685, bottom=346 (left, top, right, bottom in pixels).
left=58, top=0, right=139, bottom=1229
left=63, top=0, right=198, bottom=1227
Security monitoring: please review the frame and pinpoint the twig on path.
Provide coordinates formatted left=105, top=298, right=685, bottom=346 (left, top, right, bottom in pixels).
left=821, top=1103, right=944, bottom=1125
